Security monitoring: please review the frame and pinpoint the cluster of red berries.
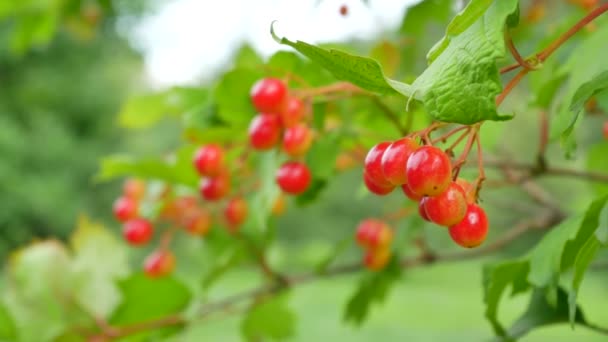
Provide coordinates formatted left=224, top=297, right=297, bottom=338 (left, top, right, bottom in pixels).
left=363, top=138, right=489, bottom=248
left=249, top=77, right=314, bottom=195
left=113, top=179, right=175, bottom=277
left=355, top=219, right=394, bottom=270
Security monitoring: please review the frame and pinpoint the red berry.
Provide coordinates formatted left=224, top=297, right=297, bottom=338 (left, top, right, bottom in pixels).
left=283, top=124, right=313, bottom=157
left=144, top=250, right=175, bottom=278
left=123, top=179, right=146, bottom=201
left=423, top=182, right=467, bottom=227
left=250, top=78, right=288, bottom=113
left=449, top=204, right=489, bottom=248
left=401, top=183, right=422, bottom=201
left=355, top=219, right=393, bottom=249
left=199, top=174, right=230, bottom=201
left=456, top=178, right=476, bottom=204
left=113, top=196, right=138, bottom=222
left=224, top=197, right=248, bottom=231
left=248, top=113, right=282, bottom=150
left=381, top=137, right=420, bottom=185
left=364, top=172, right=395, bottom=195
left=406, top=146, right=452, bottom=197
left=364, top=142, right=391, bottom=187
left=183, top=208, right=212, bottom=236
left=123, top=218, right=153, bottom=246
left=363, top=247, right=391, bottom=271
left=603, top=121, right=608, bottom=140
left=193, top=144, right=224, bottom=176
left=160, top=196, right=197, bottom=222
left=418, top=198, right=430, bottom=221
left=276, top=161, right=312, bottom=195
left=339, top=4, right=349, bottom=16
left=281, top=97, right=305, bottom=128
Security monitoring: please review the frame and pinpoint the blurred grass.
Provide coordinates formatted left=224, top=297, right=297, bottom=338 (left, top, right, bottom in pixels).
left=172, top=261, right=608, bottom=341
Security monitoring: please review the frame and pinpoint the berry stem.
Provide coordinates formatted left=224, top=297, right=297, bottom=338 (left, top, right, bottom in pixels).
left=496, top=68, right=529, bottom=106
left=444, top=127, right=472, bottom=155
left=432, top=125, right=470, bottom=145
left=504, top=30, right=535, bottom=71
left=293, top=81, right=365, bottom=99
left=451, top=125, right=480, bottom=178
left=473, top=132, right=486, bottom=201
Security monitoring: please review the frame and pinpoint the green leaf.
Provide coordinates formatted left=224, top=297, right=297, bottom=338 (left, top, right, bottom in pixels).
left=562, top=71, right=608, bottom=140
left=305, top=131, right=341, bottom=179
left=215, top=68, right=264, bottom=126
left=109, top=274, right=191, bottom=339
left=315, top=236, right=352, bottom=274
left=119, top=87, right=207, bottom=129
left=412, top=0, right=519, bottom=124
left=0, top=303, right=16, bottom=342
left=587, top=142, right=608, bottom=196
left=241, top=292, right=296, bottom=341
left=295, top=179, right=327, bottom=206
left=569, top=237, right=600, bottom=325
left=344, top=256, right=401, bottom=325
left=271, top=23, right=415, bottom=98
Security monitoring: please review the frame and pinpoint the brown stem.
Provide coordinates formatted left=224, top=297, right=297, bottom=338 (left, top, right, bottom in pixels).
left=473, top=133, right=486, bottom=200
left=479, top=159, right=608, bottom=183
left=431, top=125, right=469, bottom=145
left=504, top=30, right=535, bottom=70
left=452, top=126, right=479, bottom=178
left=496, top=68, right=529, bottom=106
left=293, top=81, right=365, bottom=99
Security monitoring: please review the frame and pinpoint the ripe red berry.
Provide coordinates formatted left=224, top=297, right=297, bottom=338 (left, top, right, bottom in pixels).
left=456, top=178, right=476, bottom=204
left=449, top=204, right=489, bottom=248
left=406, top=146, right=452, bottom=197
left=183, top=209, right=212, bottom=236
left=113, top=197, right=138, bottom=222
left=224, top=197, right=248, bottom=230
left=193, top=144, right=224, bottom=176
left=281, top=97, right=305, bottom=128
left=355, top=219, right=393, bottom=249
left=401, top=183, right=422, bottom=201
left=603, top=121, right=608, bottom=140
left=199, top=174, right=230, bottom=201
left=123, top=218, right=153, bottom=246
left=381, top=137, right=420, bottom=185
left=418, top=198, right=430, bottom=221
left=144, top=250, right=175, bottom=278
left=363, top=247, right=391, bottom=271
left=283, top=124, right=313, bottom=157
left=339, top=4, right=349, bottom=16
left=123, top=178, right=146, bottom=201
left=250, top=78, right=288, bottom=113
left=364, top=142, right=391, bottom=187
left=276, top=161, right=312, bottom=195
left=364, top=172, right=395, bottom=195
left=248, top=113, right=282, bottom=150
left=423, top=182, right=467, bottom=227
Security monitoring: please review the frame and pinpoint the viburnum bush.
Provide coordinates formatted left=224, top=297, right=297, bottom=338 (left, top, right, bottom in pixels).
left=5, top=1, right=608, bottom=341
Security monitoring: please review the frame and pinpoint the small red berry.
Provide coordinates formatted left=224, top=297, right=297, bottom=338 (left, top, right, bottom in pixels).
left=281, top=97, right=305, bottom=128
left=406, top=146, right=452, bottom=197
left=199, top=174, right=231, bottom=201
left=248, top=113, right=282, bottom=150
left=250, top=78, right=288, bottom=113
left=456, top=178, right=476, bottom=204
left=283, top=124, right=313, bottom=157
left=381, top=137, right=420, bottom=185
left=364, top=142, right=391, bottom=187
left=276, top=161, right=312, bottom=195
left=423, top=182, right=467, bottom=227
left=113, top=196, right=138, bottom=222
left=339, top=4, right=349, bottom=16
left=418, top=198, right=430, bottom=221
left=224, top=197, right=248, bottom=231
left=355, top=219, right=393, bottom=249
left=364, top=172, right=395, bottom=195
left=401, top=183, right=423, bottom=201
left=363, top=247, right=391, bottom=271
left=183, top=208, right=212, bottom=236
left=449, top=204, right=489, bottom=248
left=123, top=218, right=153, bottom=246
left=123, top=179, right=146, bottom=201
left=144, top=250, right=175, bottom=278
left=193, top=144, right=224, bottom=177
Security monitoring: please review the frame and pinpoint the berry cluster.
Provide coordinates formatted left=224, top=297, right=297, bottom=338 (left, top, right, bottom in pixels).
left=249, top=78, right=314, bottom=195
left=355, top=219, right=394, bottom=270
left=363, top=138, right=489, bottom=248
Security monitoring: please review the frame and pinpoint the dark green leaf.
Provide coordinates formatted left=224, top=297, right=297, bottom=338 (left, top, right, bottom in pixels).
left=295, top=179, right=327, bottom=206
left=241, top=292, right=296, bottom=341
left=562, top=71, right=608, bottom=140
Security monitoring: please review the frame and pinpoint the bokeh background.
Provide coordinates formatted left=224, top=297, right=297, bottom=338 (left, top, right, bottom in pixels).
left=1, top=0, right=608, bottom=341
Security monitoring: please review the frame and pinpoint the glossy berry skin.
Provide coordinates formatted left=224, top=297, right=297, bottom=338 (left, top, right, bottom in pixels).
left=199, top=174, right=230, bottom=201
left=364, top=142, right=391, bottom=187
left=123, top=218, right=153, bottom=246
left=193, top=144, right=224, bottom=177
left=123, top=179, right=146, bottom=201
left=449, top=204, right=489, bottom=248
left=250, top=78, right=287, bottom=113
left=281, top=97, right=305, bottom=128
left=276, top=161, right=312, bottom=195
left=283, top=124, right=313, bottom=157
left=364, top=172, right=395, bottom=195
left=381, top=138, right=420, bottom=185
left=144, top=250, right=175, bottom=278
left=113, top=197, right=138, bottom=222
left=406, top=146, right=452, bottom=197
left=355, top=219, right=393, bottom=249
left=418, top=198, right=430, bottom=221
left=423, top=182, right=467, bottom=227
left=248, top=114, right=282, bottom=150
left=224, top=197, right=248, bottom=229
left=603, top=121, right=608, bottom=140
left=363, top=247, right=391, bottom=271
left=401, top=183, right=422, bottom=201
left=456, top=178, right=476, bottom=204
left=184, top=209, right=212, bottom=236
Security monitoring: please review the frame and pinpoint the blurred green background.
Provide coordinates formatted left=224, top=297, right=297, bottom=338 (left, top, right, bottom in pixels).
left=1, top=0, right=608, bottom=341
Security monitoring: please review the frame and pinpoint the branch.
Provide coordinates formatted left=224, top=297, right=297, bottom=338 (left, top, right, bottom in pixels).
left=480, top=159, right=608, bottom=183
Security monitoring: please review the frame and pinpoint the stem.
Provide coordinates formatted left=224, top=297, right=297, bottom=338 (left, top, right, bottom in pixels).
left=473, top=133, right=485, bottom=200
left=504, top=30, right=535, bottom=70
left=293, top=81, right=365, bottom=99
left=431, top=125, right=469, bottom=145
left=496, top=69, right=529, bottom=106
left=452, top=127, right=479, bottom=178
